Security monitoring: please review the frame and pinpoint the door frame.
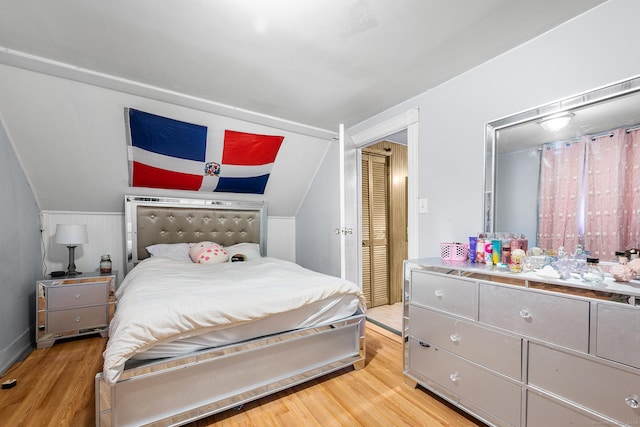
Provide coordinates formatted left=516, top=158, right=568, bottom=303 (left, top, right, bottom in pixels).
left=350, top=108, right=419, bottom=266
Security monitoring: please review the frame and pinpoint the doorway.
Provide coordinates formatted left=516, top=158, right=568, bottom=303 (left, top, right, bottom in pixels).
left=361, top=138, right=407, bottom=334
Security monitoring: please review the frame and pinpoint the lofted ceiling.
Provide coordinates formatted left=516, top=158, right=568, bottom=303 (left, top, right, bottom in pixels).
left=0, top=0, right=606, bottom=131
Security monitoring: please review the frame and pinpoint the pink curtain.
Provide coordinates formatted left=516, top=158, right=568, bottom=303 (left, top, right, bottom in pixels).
left=627, top=129, right=640, bottom=249
left=584, top=129, right=640, bottom=259
left=537, top=138, right=585, bottom=253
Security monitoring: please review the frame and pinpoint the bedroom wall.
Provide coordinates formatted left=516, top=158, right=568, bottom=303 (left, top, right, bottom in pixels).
left=344, top=0, right=640, bottom=259
left=0, top=63, right=334, bottom=216
left=0, top=118, right=42, bottom=375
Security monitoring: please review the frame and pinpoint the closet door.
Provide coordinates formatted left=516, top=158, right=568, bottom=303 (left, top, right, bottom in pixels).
left=361, top=153, right=389, bottom=308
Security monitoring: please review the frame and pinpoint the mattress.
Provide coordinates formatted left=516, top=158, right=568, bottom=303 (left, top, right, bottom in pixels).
left=103, top=256, right=365, bottom=384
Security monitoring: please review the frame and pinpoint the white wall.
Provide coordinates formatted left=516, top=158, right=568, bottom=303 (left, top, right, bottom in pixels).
left=348, top=0, right=640, bottom=258
left=0, top=64, right=333, bottom=217
left=39, top=212, right=295, bottom=281
left=0, top=118, right=41, bottom=374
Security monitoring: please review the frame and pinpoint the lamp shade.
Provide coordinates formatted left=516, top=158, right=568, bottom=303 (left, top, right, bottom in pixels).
left=54, top=224, right=89, bottom=245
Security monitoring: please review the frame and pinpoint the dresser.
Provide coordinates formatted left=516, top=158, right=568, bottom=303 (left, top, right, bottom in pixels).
left=36, top=272, right=116, bottom=349
left=404, top=258, right=640, bottom=427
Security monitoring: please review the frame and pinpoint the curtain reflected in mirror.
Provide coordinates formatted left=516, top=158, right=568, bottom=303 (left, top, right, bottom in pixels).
left=537, top=127, right=640, bottom=260
left=486, top=76, right=640, bottom=260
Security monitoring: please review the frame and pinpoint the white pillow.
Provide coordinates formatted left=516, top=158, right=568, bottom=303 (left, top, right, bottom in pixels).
left=145, top=243, right=192, bottom=262
left=225, top=243, right=262, bottom=262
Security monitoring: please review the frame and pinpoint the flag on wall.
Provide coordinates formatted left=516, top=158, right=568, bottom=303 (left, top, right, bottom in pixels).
left=125, top=108, right=284, bottom=194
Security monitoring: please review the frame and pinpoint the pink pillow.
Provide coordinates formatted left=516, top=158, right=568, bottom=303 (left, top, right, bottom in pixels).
left=189, top=242, right=228, bottom=264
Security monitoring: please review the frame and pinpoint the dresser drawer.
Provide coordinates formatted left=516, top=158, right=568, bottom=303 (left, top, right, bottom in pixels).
left=47, top=281, right=110, bottom=310
left=596, top=303, right=640, bottom=369
left=409, top=305, right=521, bottom=380
left=479, top=284, right=589, bottom=352
left=47, top=305, right=109, bottom=333
left=408, top=338, right=521, bottom=426
left=526, top=389, right=605, bottom=427
left=528, top=342, right=640, bottom=426
left=410, top=271, right=477, bottom=320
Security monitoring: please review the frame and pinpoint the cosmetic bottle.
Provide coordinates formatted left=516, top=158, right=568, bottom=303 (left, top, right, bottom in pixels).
left=484, top=234, right=493, bottom=265
left=492, top=238, right=502, bottom=266
left=580, top=257, right=604, bottom=284
left=476, top=234, right=485, bottom=264
left=468, top=236, right=477, bottom=263
left=501, top=233, right=512, bottom=265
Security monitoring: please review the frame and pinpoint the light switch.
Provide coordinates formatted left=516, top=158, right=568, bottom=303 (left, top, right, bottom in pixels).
left=419, top=197, right=428, bottom=213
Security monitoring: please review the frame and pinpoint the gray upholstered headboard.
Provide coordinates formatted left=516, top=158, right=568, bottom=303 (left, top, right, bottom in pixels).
left=124, top=195, right=266, bottom=273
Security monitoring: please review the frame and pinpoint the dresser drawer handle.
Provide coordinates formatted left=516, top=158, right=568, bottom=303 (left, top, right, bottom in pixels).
left=434, top=289, right=444, bottom=299
left=519, top=309, right=532, bottom=319
left=75, top=316, right=81, bottom=323
left=450, top=333, right=461, bottom=343
left=449, top=372, right=459, bottom=382
left=419, top=341, right=431, bottom=348
left=625, top=396, right=639, bottom=409
left=75, top=294, right=81, bottom=299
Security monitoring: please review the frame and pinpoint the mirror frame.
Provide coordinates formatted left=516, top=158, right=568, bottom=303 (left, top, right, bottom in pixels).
left=484, top=75, right=640, bottom=235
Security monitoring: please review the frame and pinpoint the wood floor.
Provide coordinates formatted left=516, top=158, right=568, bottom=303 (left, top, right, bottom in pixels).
left=0, top=324, right=485, bottom=427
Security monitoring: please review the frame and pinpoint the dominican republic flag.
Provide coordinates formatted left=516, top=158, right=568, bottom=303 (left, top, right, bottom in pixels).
left=125, top=108, right=284, bottom=194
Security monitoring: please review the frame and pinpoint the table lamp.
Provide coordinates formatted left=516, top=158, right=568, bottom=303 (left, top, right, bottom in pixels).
left=55, top=224, right=89, bottom=275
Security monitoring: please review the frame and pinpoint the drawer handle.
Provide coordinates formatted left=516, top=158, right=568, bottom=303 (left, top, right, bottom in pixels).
left=625, top=396, right=640, bottom=409
left=75, top=294, right=81, bottom=299
left=419, top=341, right=431, bottom=348
left=449, top=372, right=459, bottom=382
left=519, top=309, right=532, bottom=319
left=75, top=316, right=81, bottom=323
left=434, top=289, right=444, bottom=299
left=450, top=333, right=461, bottom=343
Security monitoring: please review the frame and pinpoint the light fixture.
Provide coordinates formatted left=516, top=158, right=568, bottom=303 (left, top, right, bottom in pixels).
left=55, top=224, right=89, bottom=275
left=538, top=112, right=575, bottom=132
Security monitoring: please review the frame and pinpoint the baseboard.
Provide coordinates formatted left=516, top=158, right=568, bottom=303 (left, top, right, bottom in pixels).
left=0, top=328, right=32, bottom=376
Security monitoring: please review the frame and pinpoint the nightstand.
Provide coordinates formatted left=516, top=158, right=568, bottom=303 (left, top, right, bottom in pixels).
left=36, top=272, right=116, bottom=349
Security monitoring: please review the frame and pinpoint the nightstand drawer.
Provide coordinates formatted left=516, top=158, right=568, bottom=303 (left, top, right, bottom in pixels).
left=479, top=283, right=589, bottom=352
left=47, top=305, right=109, bottom=333
left=410, top=271, right=477, bottom=319
left=409, top=305, right=521, bottom=380
left=47, top=281, right=109, bottom=310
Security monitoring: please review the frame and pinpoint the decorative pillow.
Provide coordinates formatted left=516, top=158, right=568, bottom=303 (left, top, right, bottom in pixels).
left=189, top=242, right=229, bottom=264
left=224, top=243, right=262, bottom=262
left=145, top=243, right=192, bottom=262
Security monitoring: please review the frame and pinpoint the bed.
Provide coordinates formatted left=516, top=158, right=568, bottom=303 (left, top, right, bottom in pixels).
left=94, top=195, right=366, bottom=426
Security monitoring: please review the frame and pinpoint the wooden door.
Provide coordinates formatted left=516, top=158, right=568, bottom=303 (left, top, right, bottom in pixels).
left=361, top=152, right=389, bottom=308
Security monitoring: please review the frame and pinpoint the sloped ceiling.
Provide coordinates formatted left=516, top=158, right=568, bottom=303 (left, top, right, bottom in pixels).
left=0, top=0, right=606, bottom=214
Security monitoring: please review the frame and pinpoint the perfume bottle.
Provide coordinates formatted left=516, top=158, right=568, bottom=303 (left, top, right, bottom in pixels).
left=580, top=257, right=604, bottom=284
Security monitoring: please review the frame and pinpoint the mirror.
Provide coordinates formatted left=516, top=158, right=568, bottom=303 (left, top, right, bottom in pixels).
left=485, top=75, right=640, bottom=259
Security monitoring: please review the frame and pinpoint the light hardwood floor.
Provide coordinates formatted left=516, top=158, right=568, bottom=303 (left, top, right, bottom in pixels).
left=0, top=324, right=485, bottom=427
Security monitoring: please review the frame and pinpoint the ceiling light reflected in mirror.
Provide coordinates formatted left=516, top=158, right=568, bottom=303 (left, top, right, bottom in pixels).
left=537, top=112, right=574, bottom=132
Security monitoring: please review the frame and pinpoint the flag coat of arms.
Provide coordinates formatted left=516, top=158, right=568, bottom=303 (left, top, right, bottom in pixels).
left=125, top=108, right=284, bottom=194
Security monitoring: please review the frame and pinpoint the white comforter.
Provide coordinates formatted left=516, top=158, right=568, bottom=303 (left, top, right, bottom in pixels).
left=103, top=257, right=364, bottom=384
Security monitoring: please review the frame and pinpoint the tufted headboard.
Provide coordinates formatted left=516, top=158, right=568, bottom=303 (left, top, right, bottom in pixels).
left=124, top=195, right=266, bottom=273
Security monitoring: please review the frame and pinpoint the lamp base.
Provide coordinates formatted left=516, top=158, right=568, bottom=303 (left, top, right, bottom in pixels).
left=66, top=245, right=82, bottom=276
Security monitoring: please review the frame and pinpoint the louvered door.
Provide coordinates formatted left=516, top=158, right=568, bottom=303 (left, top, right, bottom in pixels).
left=361, top=152, right=389, bottom=308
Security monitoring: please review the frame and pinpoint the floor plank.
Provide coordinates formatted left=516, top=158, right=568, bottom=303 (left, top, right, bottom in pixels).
left=0, top=326, right=485, bottom=426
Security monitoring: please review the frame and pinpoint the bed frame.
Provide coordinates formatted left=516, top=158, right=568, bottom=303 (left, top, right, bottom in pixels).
left=95, top=195, right=365, bottom=426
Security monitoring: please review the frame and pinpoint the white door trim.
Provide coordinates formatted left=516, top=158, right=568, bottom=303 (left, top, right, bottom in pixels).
left=349, top=108, right=419, bottom=259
